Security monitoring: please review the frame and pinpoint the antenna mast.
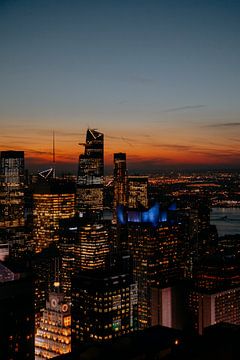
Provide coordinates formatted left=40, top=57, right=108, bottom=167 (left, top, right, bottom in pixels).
left=53, top=257, right=60, bottom=293
left=53, top=130, right=56, bottom=178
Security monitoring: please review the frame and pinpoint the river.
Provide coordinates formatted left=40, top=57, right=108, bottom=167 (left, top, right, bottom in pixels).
left=210, top=207, right=240, bottom=236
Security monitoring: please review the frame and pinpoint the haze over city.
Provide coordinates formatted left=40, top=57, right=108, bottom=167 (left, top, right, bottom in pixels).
left=1, top=0, right=240, bottom=172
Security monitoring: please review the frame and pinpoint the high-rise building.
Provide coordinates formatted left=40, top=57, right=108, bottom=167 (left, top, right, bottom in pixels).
left=0, top=151, right=25, bottom=228
left=128, top=222, right=159, bottom=329
left=32, top=181, right=75, bottom=253
left=186, top=286, right=240, bottom=335
left=71, top=254, right=138, bottom=349
left=151, top=285, right=186, bottom=330
left=35, top=292, right=71, bottom=359
left=128, top=175, right=148, bottom=209
left=33, top=246, right=59, bottom=327
left=0, top=263, right=35, bottom=360
left=127, top=204, right=181, bottom=329
left=75, top=222, right=109, bottom=271
left=76, top=129, right=104, bottom=213
left=113, top=153, right=128, bottom=210
left=59, top=216, right=110, bottom=301
left=185, top=252, right=240, bottom=334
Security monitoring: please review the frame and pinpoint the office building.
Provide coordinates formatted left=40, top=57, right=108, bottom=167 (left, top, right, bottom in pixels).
left=71, top=255, right=138, bottom=349
left=0, top=151, right=25, bottom=228
left=128, top=175, right=148, bottom=209
left=32, top=180, right=75, bottom=253
left=186, top=286, right=240, bottom=335
left=59, top=216, right=110, bottom=301
left=113, top=153, right=128, bottom=210
left=35, top=292, right=71, bottom=359
left=127, top=204, right=181, bottom=329
left=76, top=129, right=104, bottom=212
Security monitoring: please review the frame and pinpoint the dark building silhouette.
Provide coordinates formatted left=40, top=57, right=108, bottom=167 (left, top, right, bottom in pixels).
left=0, top=263, right=34, bottom=360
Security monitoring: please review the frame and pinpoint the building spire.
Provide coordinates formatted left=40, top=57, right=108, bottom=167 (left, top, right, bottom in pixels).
left=53, top=257, right=60, bottom=292
left=53, top=130, right=56, bottom=178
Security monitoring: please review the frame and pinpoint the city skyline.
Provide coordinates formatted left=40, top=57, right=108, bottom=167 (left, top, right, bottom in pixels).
left=1, top=0, right=240, bottom=172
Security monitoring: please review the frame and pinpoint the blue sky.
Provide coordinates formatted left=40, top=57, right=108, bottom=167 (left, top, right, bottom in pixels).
left=1, top=0, right=240, bottom=172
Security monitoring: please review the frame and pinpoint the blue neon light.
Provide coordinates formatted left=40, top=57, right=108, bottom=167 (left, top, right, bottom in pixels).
left=117, top=202, right=175, bottom=226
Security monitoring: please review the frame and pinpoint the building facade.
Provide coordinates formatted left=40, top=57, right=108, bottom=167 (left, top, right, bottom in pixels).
left=71, top=267, right=138, bottom=349
left=113, top=153, right=128, bottom=209
left=76, top=129, right=104, bottom=213
left=32, top=181, right=75, bottom=253
left=128, top=175, right=148, bottom=209
left=35, top=292, right=71, bottom=359
left=0, top=151, right=25, bottom=228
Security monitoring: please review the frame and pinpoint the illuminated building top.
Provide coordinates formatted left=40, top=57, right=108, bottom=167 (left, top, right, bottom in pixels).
left=117, top=202, right=177, bottom=226
left=35, top=292, right=71, bottom=359
left=78, top=129, right=104, bottom=185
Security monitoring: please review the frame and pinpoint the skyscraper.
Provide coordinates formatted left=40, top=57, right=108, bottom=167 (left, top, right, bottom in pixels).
left=113, top=153, right=128, bottom=210
left=127, top=204, right=181, bottom=329
left=71, top=254, right=138, bottom=349
left=35, top=292, right=71, bottom=359
left=0, top=151, right=25, bottom=228
left=32, top=181, right=75, bottom=253
left=186, top=286, right=240, bottom=335
left=59, top=216, right=110, bottom=301
left=76, top=129, right=104, bottom=213
left=128, top=175, right=148, bottom=209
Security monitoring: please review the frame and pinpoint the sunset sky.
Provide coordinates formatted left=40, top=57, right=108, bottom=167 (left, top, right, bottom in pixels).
left=1, top=0, right=240, bottom=173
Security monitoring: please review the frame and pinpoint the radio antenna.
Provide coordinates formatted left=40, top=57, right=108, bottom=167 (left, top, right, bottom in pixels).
left=53, top=130, right=56, bottom=178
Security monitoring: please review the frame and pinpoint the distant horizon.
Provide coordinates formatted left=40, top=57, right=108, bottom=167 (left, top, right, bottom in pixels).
left=23, top=156, right=240, bottom=176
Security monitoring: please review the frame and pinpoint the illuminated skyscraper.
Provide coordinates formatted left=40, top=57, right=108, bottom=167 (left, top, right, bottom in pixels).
left=113, top=153, right=128, bottom=209
left=32, top=181, right=75, bottom=253
left=128, top=222, right=159, bottom=329
left=185, top=253, right=240, bottom=334
left=0, top=151, right=25, bottom=228
left=76, top=129, right=104, bottom=212
left=186, top=286, right=240, bottom=335
left=128, top=175, right=148, bottom=209
left=59, top=216, right=110, bottom=301
left=127, top=204, right=181, bottom=329
left=75, top=222, right=109, bottom=271
left=35, top=292, right=71, bottom=359
left=71, top=254, right=138, bottom=348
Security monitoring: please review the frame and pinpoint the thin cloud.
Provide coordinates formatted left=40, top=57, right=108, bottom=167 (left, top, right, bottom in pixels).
left=206, top=122, right=240, bottom=128
left=163, top=105, right=206, bottom=113
left=153, top=144, right=193, bottom=151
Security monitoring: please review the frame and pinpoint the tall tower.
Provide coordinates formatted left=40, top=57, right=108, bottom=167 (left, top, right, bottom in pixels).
left=35, top=292, right=71, bottom=359
left=71, top=254, right=138, bottom=349
left=76, top=129, right=104, bottom=213
left=113, top=153, right=128, bottom=209
left=59, top=216, right=110, bottom=301
left=128, top=175, right=148, bottom=209
left=32, top=181, right=75, bottom=253
left=127, top=205, right=181, bottom=329
left=0, top=151, right=25, bottom=228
